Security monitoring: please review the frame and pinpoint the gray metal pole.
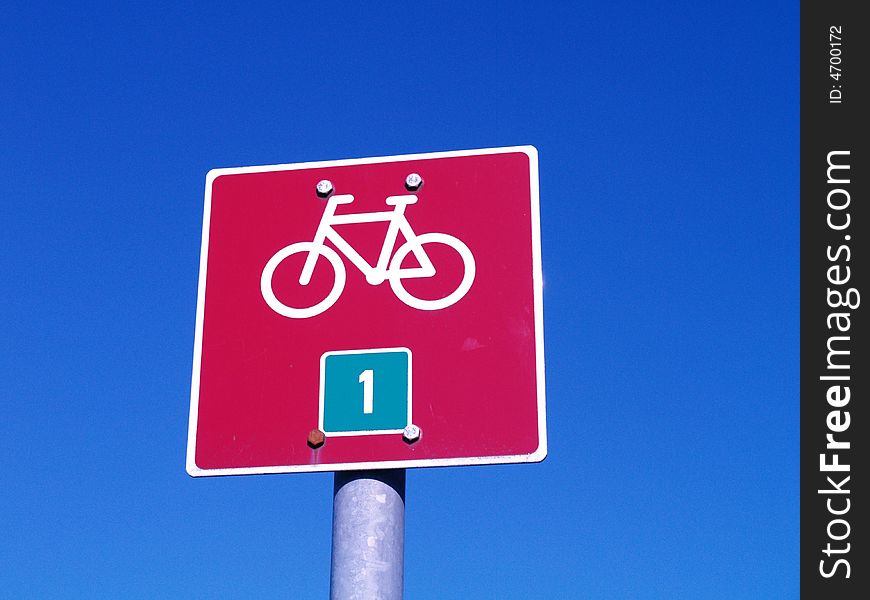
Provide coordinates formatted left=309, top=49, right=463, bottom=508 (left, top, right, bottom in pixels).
left=330, top=469, right=406, bottom=600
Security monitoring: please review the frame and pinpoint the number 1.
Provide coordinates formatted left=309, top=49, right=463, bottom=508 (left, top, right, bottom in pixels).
left=359, top=369, right=374, bottom=414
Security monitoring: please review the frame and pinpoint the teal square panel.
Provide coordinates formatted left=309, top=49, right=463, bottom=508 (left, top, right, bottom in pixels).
left=320, top=348, right=411, bottom=434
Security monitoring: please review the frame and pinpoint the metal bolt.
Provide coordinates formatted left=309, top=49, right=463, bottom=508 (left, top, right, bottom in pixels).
left=316, top=179, right=334, bottom=197
left=307, top=428, right=325, bottom=448
left=404, top=173, right=423, bottom=191
left=402, top=424, right=421, bottom=444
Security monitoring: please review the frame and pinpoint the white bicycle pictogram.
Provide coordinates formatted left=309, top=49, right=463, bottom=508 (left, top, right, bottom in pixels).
left=261, top=191, right=476, bottom=319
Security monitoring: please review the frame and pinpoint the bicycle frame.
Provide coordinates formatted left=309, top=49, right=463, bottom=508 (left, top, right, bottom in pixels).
left=299, top=194, right=435, bottom=286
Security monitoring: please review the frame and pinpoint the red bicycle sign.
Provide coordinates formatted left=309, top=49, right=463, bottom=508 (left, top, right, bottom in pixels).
left=188, top=146, right=546, bottom=476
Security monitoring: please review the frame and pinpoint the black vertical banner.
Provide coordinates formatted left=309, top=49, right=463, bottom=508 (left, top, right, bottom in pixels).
left=801, top=2, right=867, bottom=597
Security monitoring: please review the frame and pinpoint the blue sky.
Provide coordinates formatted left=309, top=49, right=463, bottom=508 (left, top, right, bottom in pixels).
left=1, top=2, right=798, bottom=598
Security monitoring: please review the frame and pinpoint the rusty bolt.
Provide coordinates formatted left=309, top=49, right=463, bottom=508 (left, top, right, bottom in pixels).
left=315, top=179, right=334, bottom=197
left=307, top=428, right=325, bottom=449
left=404, top=173, right=423, bottom=191
left=402, top=424, right=421, bottom=444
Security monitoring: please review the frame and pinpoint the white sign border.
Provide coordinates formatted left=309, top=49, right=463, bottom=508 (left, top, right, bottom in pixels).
left=187, top=145, right=546, bottom=476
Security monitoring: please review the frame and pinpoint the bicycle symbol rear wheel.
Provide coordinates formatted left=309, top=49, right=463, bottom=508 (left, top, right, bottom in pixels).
left=389, top=233, right=476, bottom=310
left=260, top=242, right=347, bottom=319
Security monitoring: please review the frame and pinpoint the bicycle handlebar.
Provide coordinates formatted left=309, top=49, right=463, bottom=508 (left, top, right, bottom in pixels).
left=385, top=194, right=418, bottom=206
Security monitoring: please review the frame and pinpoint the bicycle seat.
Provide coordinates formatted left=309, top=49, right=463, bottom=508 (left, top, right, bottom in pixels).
left=385, top=194, right=418, bottom=206
left=329, top=194, right=355, bottom=205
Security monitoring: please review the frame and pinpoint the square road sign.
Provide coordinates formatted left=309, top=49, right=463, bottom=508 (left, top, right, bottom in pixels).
left=187, top=146, right=546, bottom=475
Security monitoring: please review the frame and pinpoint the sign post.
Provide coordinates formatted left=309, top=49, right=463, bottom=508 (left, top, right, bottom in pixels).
left=188, top=146, right=545, bottom=596
left=330, top=470, right=405, bottom=600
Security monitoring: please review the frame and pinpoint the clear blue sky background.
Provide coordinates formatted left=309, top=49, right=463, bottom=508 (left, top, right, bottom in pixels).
left=1, top=2, right=798, bottom=598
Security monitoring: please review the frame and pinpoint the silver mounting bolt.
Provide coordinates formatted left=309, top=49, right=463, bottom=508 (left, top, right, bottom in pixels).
left=404, top=173, right=423, bottom=191
left=316, top=179, right=334, bottom=197
left=402, top=424, right=422, bottom=443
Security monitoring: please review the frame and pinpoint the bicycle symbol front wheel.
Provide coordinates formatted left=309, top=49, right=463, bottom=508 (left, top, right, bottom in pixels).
left=260, top=242, right=347, bottom=319
left=389, top=232, right=476, bottom=310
